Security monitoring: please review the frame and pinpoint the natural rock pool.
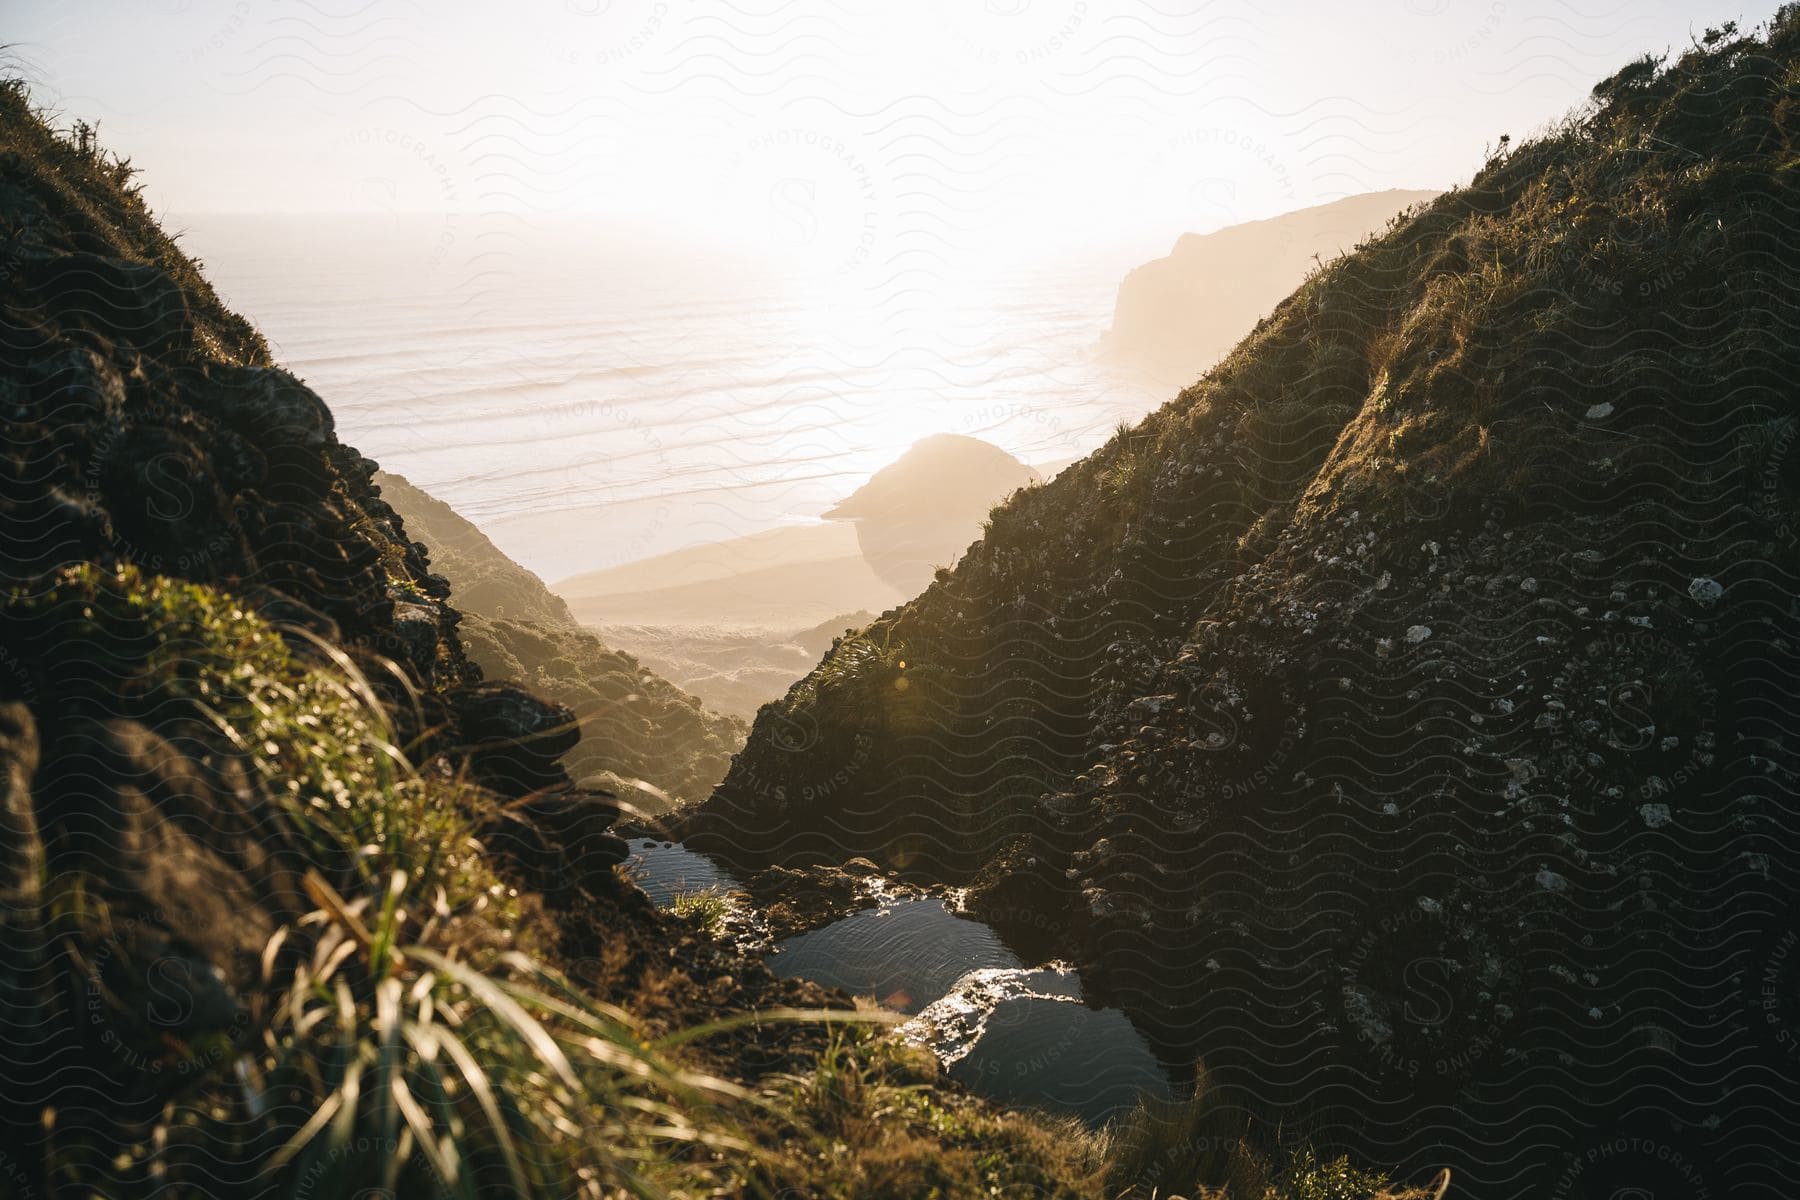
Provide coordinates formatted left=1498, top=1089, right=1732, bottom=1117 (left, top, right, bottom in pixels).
left=628, top=841, right=1169, bottom=1123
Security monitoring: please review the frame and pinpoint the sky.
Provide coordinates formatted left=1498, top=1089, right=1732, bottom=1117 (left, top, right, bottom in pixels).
left=6, top=0, right=1781, bottom=268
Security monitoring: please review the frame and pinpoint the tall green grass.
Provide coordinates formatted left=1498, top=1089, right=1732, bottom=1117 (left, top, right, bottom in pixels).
left=5, top=566, right=838, bottom=1196
left=251, top=870, right=752, bottom=1198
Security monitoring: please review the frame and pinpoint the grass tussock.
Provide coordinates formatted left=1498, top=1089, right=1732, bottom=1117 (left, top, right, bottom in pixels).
left=787, top=626, right=917, bottom=721
left=1095, top=1074, right=1444, bottom=1200
left=252, top=871, right=753, bottom=1199
left=749, top=1030, right=1103, bottom=1198
left=669, top=885, right=734, bottom=936
left=19, top=564, right=487, bottom=902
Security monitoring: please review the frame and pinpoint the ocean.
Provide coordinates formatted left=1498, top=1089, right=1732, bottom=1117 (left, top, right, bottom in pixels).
left=172, top=213, right=1163, bottom=581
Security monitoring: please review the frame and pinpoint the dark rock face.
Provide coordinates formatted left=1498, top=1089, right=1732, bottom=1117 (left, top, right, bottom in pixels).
left=0, top=700, right=294, bottom=1135
left=456, top=679, right=583, bottom=792
left=692, top=31, right=1800, bottom=1195
left=20, top=251, right=196, bottom=354
left=1, top=327, right=470, bottom=702
left=450, top=679, right=630, bottom=866
left=0, top=82, right=638, bottom=1187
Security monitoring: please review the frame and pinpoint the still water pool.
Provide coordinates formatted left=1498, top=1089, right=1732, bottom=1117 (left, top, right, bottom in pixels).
left=628, top=839, right=734, bottom=906
left=626, top=840, right=1169, bottom=1123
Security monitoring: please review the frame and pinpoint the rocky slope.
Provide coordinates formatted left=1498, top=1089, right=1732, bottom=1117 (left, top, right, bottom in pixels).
left=692, top=20, right=1800, bottom=1197
left=0, top=82, right=1176, bottom=1200
left=1104, top=190, right=1441, bottom=390
left=373, top=469, right=745, bottom=809
left=372, top=468, right=579, bottom=627
left=0, top=78, right=1462, bottom=1200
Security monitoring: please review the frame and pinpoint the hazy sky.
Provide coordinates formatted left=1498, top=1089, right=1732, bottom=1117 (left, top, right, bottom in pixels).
left=7, top=0, right=1777, bottom=265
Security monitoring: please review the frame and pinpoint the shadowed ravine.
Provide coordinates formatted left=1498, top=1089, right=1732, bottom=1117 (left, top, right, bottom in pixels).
left=7, top=9, right=1800, bottom=1199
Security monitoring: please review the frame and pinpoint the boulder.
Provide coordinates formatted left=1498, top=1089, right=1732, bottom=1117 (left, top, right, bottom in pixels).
left=452, top=679, right=581, bottom=793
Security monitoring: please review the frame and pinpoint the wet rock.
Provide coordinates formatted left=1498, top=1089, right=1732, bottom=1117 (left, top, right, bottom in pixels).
left=739, top=862, right=922, bottom=939
left=963, top=839, right=1079, bottom=962
left=1687, top=577, right=1723, bottom=606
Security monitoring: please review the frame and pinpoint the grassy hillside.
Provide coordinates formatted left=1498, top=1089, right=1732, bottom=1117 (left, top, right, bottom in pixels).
left=373, top=469, right=579, bottom=627
left=692, top=15, right=1800, bottom=1196
left=374, top=470, right=745, bottom=810
left=0, top=78, right=1444, bottom=1199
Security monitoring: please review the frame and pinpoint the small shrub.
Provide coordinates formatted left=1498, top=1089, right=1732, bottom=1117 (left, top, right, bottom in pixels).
left=670, top=885, right=733, bottom=936
left=1280, top=1147, right=1396, bottom=1200
left=791, top=626, right=912, bottom=717
left=1102, top=454, right=1142, bottom=497
left=1099, top=1075, right=1266, bottom=1198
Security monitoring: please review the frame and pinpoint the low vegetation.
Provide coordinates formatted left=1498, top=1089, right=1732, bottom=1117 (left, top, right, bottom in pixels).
left=460, top=611, right=744, bottom=812
left=0, top=81, right=1447, bottom=1198
left=669, top=884, right=734, bottom=935
left=3, top=566, right=1421, bottom=1199
left=3, top=567, right=746, bottom=1196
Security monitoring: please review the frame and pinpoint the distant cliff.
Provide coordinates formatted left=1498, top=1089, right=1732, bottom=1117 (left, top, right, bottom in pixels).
left=1103, top=190, right=1440, bottom=389
left=826, top=434, right=1043, bottom=595
left=552, top=436, right=1040, bottom=720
